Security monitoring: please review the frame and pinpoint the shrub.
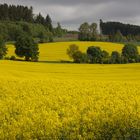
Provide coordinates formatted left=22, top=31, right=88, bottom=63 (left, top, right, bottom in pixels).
left=4, top=56, right=10, bottom=60
left=10, top=56, right=16, bottom=60
left=122, top=44, right=139, bottom=63
left=110, top=51, right=121, bottom=64
left=73, top=51, right=88, bottom=63
left=87, top=46, right=103, bottom=63
left=102, top=50, right=109, bottom=64
left=67, top=44, right=79, bottom=59
left=67, top=44, right=88, bottom=63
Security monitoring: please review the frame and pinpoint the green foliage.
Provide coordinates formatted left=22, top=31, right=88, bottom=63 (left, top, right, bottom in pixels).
left=100, top=20, right=140, bottom=42
left=10, top=55, right=16, bottom=60
left=67, top=44, right=88, bottom=63
left=87, top=46, right=103, bottom=63
left=78, top=22, right=90, bottom=41
left=0, top=4, right=33, bottom=22
left=102, top=50, right=110, bottom=64
left=122, top=44, right=139, bottom=63
left=15, top=33, right=39, bottom=61
left=73, top=51, right=88, bottom=63
left=0, top=21, right=52, bottom=43
left=35, top=13, right=45, bottom=25
left=90, top=23, right=98, bottom=41
left=111, top=30, right=126, bottom=42
left=67, top=44, right=79, bottom=59
left=126, top=34, right=135, bottom=42
left=0, top=4, right=55, bottom=42
left=8, top=23, right=24, bottom=41
left=54, top=22, right=66, bottom=37
left=78, top=22, right=98, bottom=41
left=110, top=51, right=121, bottom=64
left=0, top=36, right=7, bottom=59
left=100, top=20, right=140, bottom=36
left=34, top=13, right=54, bottom=33
left=65, top=44, right=140, bottom=64
left=45, top=14, right=53, bottom=32
left=87, top=47, right=110, bottom=64
left=37, top=31, right=53, bottom=43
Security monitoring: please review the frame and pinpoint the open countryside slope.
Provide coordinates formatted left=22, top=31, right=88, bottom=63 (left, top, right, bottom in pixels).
left=0, top=61, right=140, bottom=139
left=1, top=42, right=140, bottom=139
left=7, top=42, right=126, bottom=61
left=0, top=61, right=140, bottom=81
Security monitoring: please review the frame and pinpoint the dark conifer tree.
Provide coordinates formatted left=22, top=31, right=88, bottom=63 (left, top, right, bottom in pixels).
left=45, top=14, right=53, bottom=32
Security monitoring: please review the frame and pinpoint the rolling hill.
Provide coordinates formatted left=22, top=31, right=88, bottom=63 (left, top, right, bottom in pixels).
left=0, top=60, right=140, bottom=139
left=1, top=42, right=140, bottom=139
left=7, top=41, right=126, bottom=61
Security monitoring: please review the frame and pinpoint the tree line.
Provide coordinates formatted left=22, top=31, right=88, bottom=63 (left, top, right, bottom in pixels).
left=0, top=4, right=67, bottom=42
left=0, top=4, right=33, bottom=22
left=0, top=21, right=53, bottom=43
left=0, top=34, right=140, bottom=64
left=0, top=3, right=51, bottom=28
left=67, top=44, right=140, bottom=64
left=78, top=21, right=140, bottom=42
left=1, top=4, right=140, bottom=43
left=100, top=20, right=140, bottom=36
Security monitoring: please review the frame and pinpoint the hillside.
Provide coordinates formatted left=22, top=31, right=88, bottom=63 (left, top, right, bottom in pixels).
left=0, top=60, right=140, bottom=139
left=1, top=1, right=140, bottom=139
left=7, top=41, right=127, bottom=61
left=0, top=60, right=140, bottom=81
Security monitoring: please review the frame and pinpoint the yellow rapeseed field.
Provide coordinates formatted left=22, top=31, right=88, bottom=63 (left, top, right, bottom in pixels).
left=7, top=41, right=126, bottom=61
left=0, top=60, right=140, bottom=139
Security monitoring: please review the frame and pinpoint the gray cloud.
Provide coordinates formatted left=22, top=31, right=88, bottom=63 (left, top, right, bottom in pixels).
left=1, top=0, right=140, bottom=30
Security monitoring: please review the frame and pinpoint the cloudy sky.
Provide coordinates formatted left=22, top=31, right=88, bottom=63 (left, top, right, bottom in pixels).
left=1, top=0, right=140, bottom=30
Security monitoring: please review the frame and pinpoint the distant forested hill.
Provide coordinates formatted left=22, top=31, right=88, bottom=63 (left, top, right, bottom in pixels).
left=0, top=4, right=67, bottom=42
left=100, top=20, right=140, bottom=36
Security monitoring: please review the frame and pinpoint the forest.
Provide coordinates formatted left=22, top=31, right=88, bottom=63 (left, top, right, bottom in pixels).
left=1, top=4, right=140, bottom=43
left=100, top=20, right=140, bottom=36
left=78, top=21, right=140, bottom=42
left=0, top=4, right=67, bottom=43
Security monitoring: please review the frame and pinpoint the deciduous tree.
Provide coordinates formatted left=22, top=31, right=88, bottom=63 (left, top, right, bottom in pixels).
left=15, top=33, right=39, bottom=61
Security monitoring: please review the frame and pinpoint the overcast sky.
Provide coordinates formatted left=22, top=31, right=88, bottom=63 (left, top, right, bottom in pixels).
left=1, top=0, right=140, bottom=30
